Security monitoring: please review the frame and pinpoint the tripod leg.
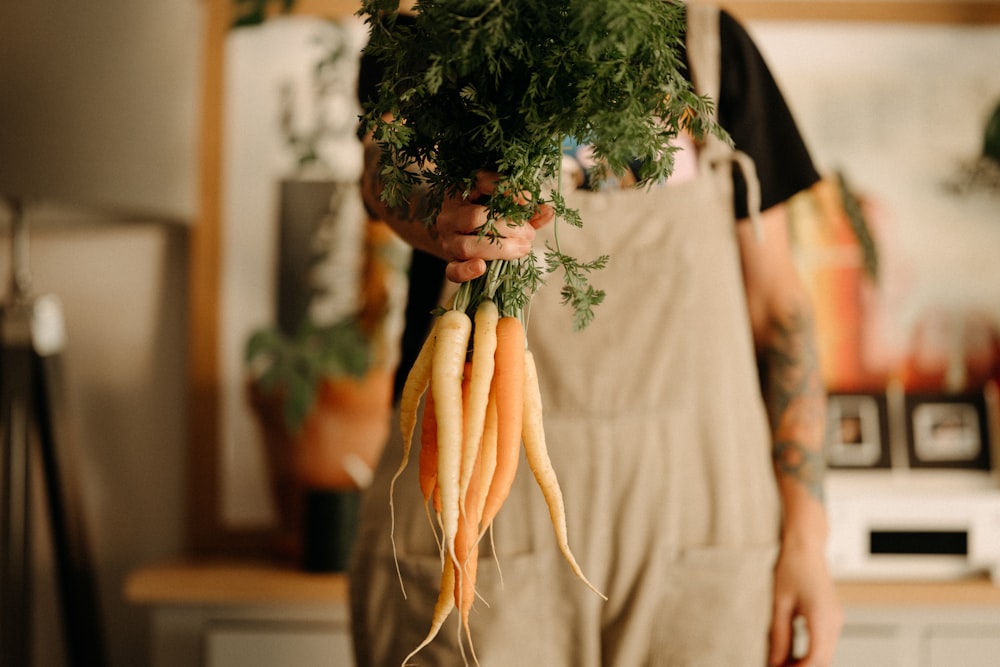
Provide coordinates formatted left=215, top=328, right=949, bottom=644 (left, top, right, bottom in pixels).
left=33, top=347, right=109, bottom=667
left=1, top=341, right=34, bottom=667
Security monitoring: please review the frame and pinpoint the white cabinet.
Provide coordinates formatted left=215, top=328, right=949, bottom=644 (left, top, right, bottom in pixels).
left=835, top=625, right=901, bottom=667
left=205, top=624, right=353, bottom=667
left=129, top=563, right=1000, bottom=667
left=925, top=627, right=1000, bottom=667
left=833, top=580, right=1000, bottom=667
left=146, top=604, right=353, bottom=667
left=126, top=561, right=354, bottom=667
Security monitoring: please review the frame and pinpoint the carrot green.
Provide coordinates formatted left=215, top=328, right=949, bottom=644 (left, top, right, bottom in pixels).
left=359, top=0, right=727, bottom=329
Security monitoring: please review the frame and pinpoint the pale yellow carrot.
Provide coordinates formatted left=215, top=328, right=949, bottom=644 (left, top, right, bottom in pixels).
left=400, top=558, right=456, bottom=667
left=397, top=317, right=439, bottom=478
left=522, top=349, right=606, bottom=600
left=432, top=308, right=473, bottom=562
left=458, top=299, right=499, bottom=512
left=477, top=389, right=499, bottom=524
left=469, top=384, right=503, bottom=582
left=454, top=435, right=485, bottom=667
left=389, top=318, right=438, bottom=596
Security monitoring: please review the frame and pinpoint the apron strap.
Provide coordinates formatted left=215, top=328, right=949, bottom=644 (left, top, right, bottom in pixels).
left=685, top=2, right=765, bottom=241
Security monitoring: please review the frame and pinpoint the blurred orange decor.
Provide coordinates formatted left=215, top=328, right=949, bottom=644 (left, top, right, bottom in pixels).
left=788, top=174, right=893, bottom=393
left=899, top=309, right=1000, bottom=394
left=789, top=174, right=1000, bottom=397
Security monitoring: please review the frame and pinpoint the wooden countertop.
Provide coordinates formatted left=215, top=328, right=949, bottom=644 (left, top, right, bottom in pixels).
left=125, top=560, right=349, bottom=605
left=836, top=578, right=1000, bottom=607
left=126, top=560, right=1000, bottom=607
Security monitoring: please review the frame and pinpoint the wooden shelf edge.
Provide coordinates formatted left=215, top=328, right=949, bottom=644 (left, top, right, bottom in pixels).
left=126, top=560, right=1000, bottom=609
left=125, top=560, right=349, bottom=606
left=837, top=577, right=1000, bottom=607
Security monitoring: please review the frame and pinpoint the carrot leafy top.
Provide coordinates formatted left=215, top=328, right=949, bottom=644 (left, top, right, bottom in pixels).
left=360, top=0, right=727, bottom=329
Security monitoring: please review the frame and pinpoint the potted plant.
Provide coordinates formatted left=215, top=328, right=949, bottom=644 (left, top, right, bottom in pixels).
left=235, top=5, right=407, bottom=568
left=245, top=219, right=403, bottom=569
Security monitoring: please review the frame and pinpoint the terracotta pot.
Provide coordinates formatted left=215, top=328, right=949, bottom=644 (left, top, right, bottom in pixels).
left=296, top=370, right=393, bottom=489
left=248, top=368, right=393, bottom=560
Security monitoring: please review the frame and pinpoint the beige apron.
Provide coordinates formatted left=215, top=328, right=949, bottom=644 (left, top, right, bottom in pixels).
left=350, top=5, right=781, bottom=665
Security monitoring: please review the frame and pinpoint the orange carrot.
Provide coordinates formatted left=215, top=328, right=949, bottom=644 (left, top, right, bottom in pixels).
left=478, top=316, right=525, bottom=533
left=418, top=388, right=439, bottom=505
left=418, top=388, right=443, bottom=554
left=522, top=349, right=605, bottom=599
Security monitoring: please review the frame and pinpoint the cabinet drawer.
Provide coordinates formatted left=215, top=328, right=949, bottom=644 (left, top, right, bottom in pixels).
left=833, top=625, right=899, bottom=667
left=205, top=621, right=353, bottom=667
left=926, top=626, right=1000, bottom=667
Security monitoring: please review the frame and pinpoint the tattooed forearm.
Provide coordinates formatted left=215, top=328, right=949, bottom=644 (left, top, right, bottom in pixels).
left=773, top=440, right=826, bottom=502
left=762, top=304, right=827, bottom=502
left=762, top=307, right=821, bottom=425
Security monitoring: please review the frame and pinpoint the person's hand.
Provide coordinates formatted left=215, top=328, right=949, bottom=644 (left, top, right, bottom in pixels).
left=769, top=539, right=843, bottom=667
left=435, top=171, right=554, bottom=283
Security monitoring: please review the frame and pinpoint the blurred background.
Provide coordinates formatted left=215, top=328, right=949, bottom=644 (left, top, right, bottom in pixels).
left=1, top=1, right=999, bottom=666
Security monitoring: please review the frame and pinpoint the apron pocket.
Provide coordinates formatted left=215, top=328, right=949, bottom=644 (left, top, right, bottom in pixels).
left=650, top=545, right=777, bottom=667
left=388, top=550, right=575, bottom=667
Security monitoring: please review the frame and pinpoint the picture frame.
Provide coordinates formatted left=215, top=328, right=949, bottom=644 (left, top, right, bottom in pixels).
left=825, top=393, right=892, bottom=469
left=904, top=392, right=991, bottom=470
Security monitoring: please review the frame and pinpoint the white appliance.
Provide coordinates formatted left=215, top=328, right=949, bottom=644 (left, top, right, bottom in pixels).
left=826, top=470, right=1000, bottom=583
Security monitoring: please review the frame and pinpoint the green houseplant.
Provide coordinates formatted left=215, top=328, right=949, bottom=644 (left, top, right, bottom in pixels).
left=232, top=5, right=406, bottom=563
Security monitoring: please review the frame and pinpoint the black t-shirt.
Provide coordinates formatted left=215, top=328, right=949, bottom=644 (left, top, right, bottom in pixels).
left=713, top=10, right=819, bottom=217
left=358, top=10, right=820, bottom=397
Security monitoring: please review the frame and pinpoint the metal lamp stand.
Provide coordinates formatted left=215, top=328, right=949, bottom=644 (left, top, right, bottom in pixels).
left=1, top=198, right=107, bottom=667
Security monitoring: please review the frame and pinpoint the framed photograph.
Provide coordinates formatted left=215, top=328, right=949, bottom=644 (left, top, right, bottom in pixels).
left=825, top=393, right=892, bottom=469
left=904, top=392, right=991, bottom=470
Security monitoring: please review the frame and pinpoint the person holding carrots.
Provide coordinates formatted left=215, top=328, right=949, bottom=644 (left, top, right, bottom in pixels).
left=349, top=4, right=842, bottom=666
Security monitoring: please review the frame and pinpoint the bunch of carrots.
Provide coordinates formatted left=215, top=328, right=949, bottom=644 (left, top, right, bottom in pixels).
left=388, top=259, right=604, bottom=664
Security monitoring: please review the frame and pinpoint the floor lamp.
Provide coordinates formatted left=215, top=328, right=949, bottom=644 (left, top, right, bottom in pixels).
left=1, top=2, right=202, bottom=664
left=1, top=197, right=108, bottom=667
